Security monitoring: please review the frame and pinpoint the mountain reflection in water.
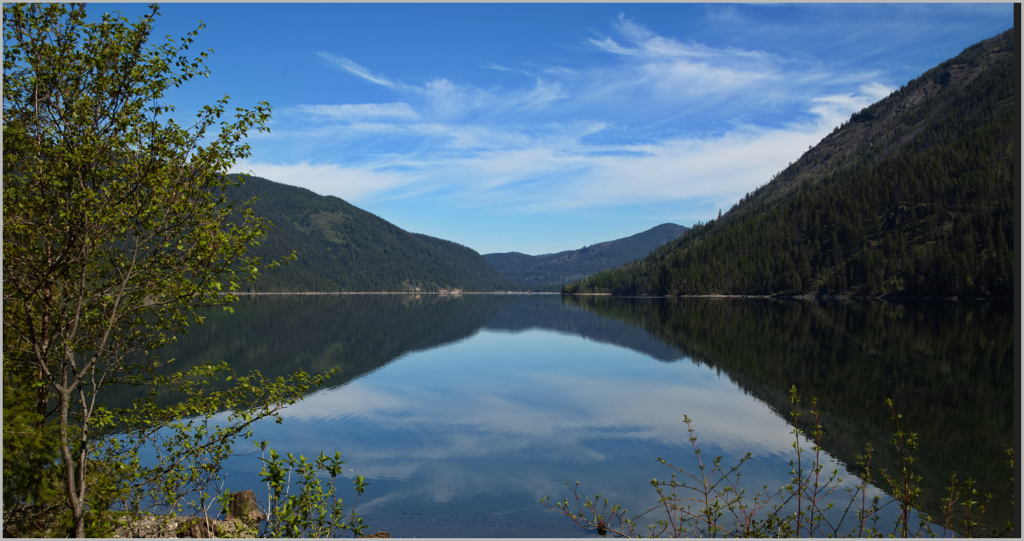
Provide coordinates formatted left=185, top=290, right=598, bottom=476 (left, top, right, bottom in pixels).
left=105, top=295, right=1013, bottom=537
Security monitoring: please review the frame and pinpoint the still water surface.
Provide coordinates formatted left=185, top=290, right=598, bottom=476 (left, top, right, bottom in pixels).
left=121, top=295, right=1014, bottom=537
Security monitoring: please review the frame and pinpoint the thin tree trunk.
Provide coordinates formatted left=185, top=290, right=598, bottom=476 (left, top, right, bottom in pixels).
left=57, top=389, right=86, bottom=537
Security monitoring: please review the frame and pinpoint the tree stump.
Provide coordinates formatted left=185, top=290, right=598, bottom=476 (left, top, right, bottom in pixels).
left=227, top=490, right=266, bottom=524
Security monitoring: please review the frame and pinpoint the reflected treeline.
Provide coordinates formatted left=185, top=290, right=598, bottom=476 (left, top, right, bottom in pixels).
left=104, top=294, right=514, bottom=409
left=562, top=295, right=1014, bottom=535
left=485, top=295, right=684, bottom=362
left=103, top=294, right=685, bottom=410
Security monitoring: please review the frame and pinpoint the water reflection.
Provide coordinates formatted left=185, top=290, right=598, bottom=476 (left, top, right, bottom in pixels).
left=562, top=296, right=1014, bottom=533
left=113, top=295, right=1013, bottom=537
left=221, top=329, right=891, bottom=536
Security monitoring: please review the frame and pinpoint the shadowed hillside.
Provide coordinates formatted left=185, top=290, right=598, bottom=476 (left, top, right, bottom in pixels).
left=225, top=176, right=517, bottom=292
left=486, top=223, right=688, bottom=290
left=566, top=30, right=1014, bottom=298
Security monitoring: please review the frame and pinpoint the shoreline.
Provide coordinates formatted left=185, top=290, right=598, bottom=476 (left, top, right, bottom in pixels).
left=229, top=291, right=560, bottom=296
left=561, top=293, right=1013, bottom=302
left=224, top=291, right=1010, bottom=302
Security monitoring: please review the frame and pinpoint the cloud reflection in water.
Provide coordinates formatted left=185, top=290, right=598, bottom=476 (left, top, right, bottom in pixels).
left=233, top=328, right=879, bottom=530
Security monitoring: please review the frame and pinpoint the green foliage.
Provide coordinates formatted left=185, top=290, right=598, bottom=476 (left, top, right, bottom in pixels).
left=225, top=175, right=518, bottom=292
left=1, top=347, right=342, bottom=537
left=486, top=223, right=688, bottom=290
left=2, top=6, right=378, bottom=537
left=2, top=363, right=63, bottom=536
left=74, top=364, right=341, bottom=539
left=543, top=389, right=1015, bottom=537
left=257, top=442, right=369, bottom=538
left=1, top=3, right=318, bottom=536
left=103, top=364, right=336, bottom=517
left=565, top=30, right=1013, bottom=298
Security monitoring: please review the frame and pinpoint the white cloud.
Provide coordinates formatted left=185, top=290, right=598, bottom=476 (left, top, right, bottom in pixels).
left=859, top=81, right=894, bottom=102
left=568, top=18, right=788, bottom=112
left=640, top=58, right=776, bottom=98
left=267, top=328, right=852, bottom=511
left=271, top=16, right=895, bottom=215
left=320, top=51, right=569, bottom=122
left=317, top=52, right=397, bottom=88
left=277, top=341, right=801, bottom=463
left=293, top=102, right=419, bottom=121
left=231, top=159, right=416, bottom=202
left=548, top=127, right=816, bottom=209
left=597, top=14, right=775, bottom=65
left=522, top=78, right=568, bottom=107
left=246, top=74, right=880, bottom=211
left=405, top=123, right=534, bottom=150
left=615, top=14, right=656, bottom=45
left=588, top=36, right=635, bottom=56
left=808, top=82, right=894, bottom=133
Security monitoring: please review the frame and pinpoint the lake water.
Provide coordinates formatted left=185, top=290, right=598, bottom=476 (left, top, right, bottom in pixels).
left=113, top=294, right=1014, bottom=537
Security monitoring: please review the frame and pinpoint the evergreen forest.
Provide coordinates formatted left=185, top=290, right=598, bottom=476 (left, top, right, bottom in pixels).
left=225, top=176, right=518, bottom=292
left=565, top=30, right=1015, bottom=298
left=485, top=223, right=688, bottom=290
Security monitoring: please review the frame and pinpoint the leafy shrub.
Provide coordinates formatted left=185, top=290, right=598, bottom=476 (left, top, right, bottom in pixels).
left=543, top=387, right=1014, bottom=538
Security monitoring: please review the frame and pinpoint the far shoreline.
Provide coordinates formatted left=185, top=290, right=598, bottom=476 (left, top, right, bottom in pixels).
left=225, top=291, right=1010, bottom=302
left=229, top=291, right=560, bottom=296
left=561, top=292, right=1013, bottom=302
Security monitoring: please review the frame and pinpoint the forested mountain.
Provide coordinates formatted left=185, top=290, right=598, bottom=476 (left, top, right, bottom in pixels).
left=565, top=30, right=1014, bottom=298
left=225, top=176, right=517, bottom=292
left=485, top=223, right=689, bottom=290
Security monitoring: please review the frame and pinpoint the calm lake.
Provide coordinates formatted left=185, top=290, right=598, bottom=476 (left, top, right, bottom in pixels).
left=111, top=294, right=1014, bottom=537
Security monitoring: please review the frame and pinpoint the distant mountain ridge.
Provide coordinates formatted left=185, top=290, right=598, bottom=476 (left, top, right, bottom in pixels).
left=485, top=223, right=689, bottom=290
left=225, top=176, right=517, bottom=292
left=566, top=30, right=1014, bottom=298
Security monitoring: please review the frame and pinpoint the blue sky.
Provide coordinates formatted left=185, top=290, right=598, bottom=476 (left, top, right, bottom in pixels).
left=94, top=3, right=1012, bottom=255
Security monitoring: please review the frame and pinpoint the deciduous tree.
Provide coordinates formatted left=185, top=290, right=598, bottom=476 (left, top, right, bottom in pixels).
left=3, top=3, right=284, bottom=536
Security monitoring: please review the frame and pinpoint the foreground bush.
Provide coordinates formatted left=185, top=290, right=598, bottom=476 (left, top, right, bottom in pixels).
left=543, top=387, right=1014, bottom=538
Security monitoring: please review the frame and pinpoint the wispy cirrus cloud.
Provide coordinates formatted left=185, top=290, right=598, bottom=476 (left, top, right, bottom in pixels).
left=593, top=14, right=770, bottom=63
left=317, top=51, right=397, bottom=88
left=315, top=54, right=569, bottom=121
left=808, top=82, right=893, bottom=131
left=233, top=159, right=417, bottom=201
left=245, top=15, right=895, bottom=221
left=293, top=102, right=419, bottom=121
left=236, top=102, right=878, bottom=216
